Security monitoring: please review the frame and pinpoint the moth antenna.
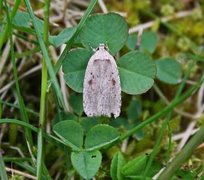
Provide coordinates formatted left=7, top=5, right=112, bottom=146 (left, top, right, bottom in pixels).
left=89, top=43, right=97, bottom=52
left=105, top=42, right=109, bottom=51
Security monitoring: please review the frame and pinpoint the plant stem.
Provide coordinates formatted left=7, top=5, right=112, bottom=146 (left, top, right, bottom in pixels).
left=36, top=0, right=49, bottom=178
left=158, top=124, right=204, bottom=179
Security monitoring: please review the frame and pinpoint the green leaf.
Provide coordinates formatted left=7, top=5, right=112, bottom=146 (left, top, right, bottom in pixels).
left=53, top=120, right=84, bottom=150
left=79, top=117, right=100, bottom=134
left=12, top=11, right=43, bottom=34
left=156, top=57, right=182, bottom=84
left=110, top=117, right=128, bottom=128
left=13, top=11, right=30, bottom=28
left=110, top=152, right=126, bottom=180
left=121, top=155, right=161, bottom=178
left=77, top=13, right=128, bottom=55
left=85, top=124, right=120, bottom=151
left=147, top=161, right=162, bottom=177
left=174, top=169, right=194, bottom=179
left=69, top=93, right=83, bottom=116
left=122, top=154, right=148, bottom=176
left=49, top=27, right=77, bottom=47
left=126, top=31, right=158, bottom=53
left=53, top=111, right=77, bottom=125
left=118, top=51, right=156, bottom=94
left=62, top=48, right=92, bottom=92
left=127, top=99, right=142, bottom=121
left=71, top=150, right=102, bottom=179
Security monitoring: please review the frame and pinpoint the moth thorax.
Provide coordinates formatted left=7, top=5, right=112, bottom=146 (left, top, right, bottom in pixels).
left=98, top=43, right=108, bottom=51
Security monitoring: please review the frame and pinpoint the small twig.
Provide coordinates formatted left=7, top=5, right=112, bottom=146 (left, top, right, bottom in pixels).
left=158, top=125, right=204, bottom=179
left=153, top=84, right=195, bottom=119
left=121, top=138, right=128, bottom=153
left=135, top=27, right=143, bottom=50
left=49, top=45, right=72, bottom=112
left=0, top=41, right=10, bottom=75
left=197, top=81, right=204, bottom=110
left=59, top=46, right=72, bottom=112
left=177, top=109, right=204, bottom=151
left=0, top=124, right=6, bottom=144
left=129, top=10, right=194, bottom=34
left=6, top=167, right=37, bottom=180
left=9, top=145, right=25, bottom=158
left=177, top=83, right=204, bottom=150
left=72, top=0, right=89, bottom=7
left=0, top=64, right=42, bottom=94
left=172, top=128, right=199, bottom=141
left=98, top=0, right=108, bottom=13
left=0, top=90, right=8, bottom=100
left=186, top=80, right=197, bottom=85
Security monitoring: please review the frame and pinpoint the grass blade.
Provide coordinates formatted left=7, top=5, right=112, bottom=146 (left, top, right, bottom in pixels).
left=0, top=153, right=8, bottom=180
left=3, top=0, right=35, bottom=162
left=24, top=0, right=65, bottom=109
left=120, top=75, right=204, bottom=141
left=36, top=0, right=50, bottom=178
left=0, top=118, right=65, bottom=148
left=158, top=124, right=204, bottom=179
left=143, top=61, right=196, bottom=177
left=54, top=0, right=98, bottom=74
left=0, top=0, right=21, bottom=50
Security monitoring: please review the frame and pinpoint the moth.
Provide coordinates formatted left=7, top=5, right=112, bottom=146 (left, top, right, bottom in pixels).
left=83, top=44, right=121, bottom=118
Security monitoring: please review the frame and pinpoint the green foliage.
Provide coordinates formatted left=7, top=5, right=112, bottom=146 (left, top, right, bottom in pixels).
left=62, top=14, right=156, bottom=96
left=77, top=13, right=128, bottom=55
left=62, top=49, right=92, bottom=92
left=156, top=58, right=182, bottom=84
left=122, top=154, right=148, bottom=176
left=110, top=152, right=162, bottom=179
left=71, top=150, right=102, bottom=179
left=12, top=11, right=43, bottom=35
left=49, top=27, right=77, bottom=47
left=69, top=92, right=83, bottom=116
left=127, top=99, right=142, bottom=121
left=118, top=51, right=156, bottom=94
left=110, top=152, right=126, bottom=180
left=84, top=124, right=120, bottom=151
left=53, top=120, right=120, bottom=151
left=13, top=11, right=30, bottom=28
left=126, top=31, right=158, bottom=53
left=1, top=0, right=204, bottom=179
left=53, top=120, right=121, bottom=178
left=63, top=49, right=156, bottom=95
left=53, top=120, right=84, bottom=151
left=79, top=117, right=100, bottom=133
left=173, top=169, right=194, bottom=179
left=0, top=154, right=8, bottom=180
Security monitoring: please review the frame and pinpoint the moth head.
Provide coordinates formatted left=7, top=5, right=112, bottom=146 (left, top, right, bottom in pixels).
left=98, top=43, right=109, bottom=51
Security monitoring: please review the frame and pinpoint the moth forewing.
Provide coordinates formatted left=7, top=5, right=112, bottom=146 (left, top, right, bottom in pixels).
left=83, top=44, right=121, bottom=118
